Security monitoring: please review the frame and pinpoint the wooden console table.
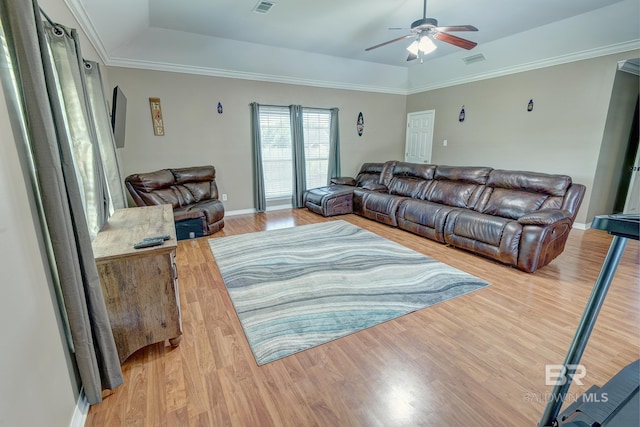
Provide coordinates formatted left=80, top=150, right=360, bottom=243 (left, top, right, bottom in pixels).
left=92, top=205, right=182, bottom=363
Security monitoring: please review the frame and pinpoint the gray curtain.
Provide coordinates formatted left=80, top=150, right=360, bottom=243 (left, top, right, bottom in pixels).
left=84, top=60, right=126, bottom=213
left=290, top=104, right=306, bottom=208
left=250, top=102, right=266, bottom=212
left=0, top=0, right=122, bottom=404
left=327, top=108, right=341, bottom=183
left=44, top=22, right=105, bottom=238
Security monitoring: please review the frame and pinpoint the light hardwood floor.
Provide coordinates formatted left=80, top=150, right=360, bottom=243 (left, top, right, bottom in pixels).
left=86, top=209, right=639, bottom=427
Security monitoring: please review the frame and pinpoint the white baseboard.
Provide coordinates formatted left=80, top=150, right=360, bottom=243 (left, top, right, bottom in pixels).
left=225, top=205, right=294, bottom=216
left=225, top=208, right=256, bottom=216
left=573, top=222, right=591, bottom=230
left=266, top=204, right=293, bottom=212
left=69, top=389, right=89, bottom=427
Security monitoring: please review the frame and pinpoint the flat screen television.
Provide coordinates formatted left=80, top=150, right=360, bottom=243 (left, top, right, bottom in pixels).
left=111, top=86, right=127, bottom=148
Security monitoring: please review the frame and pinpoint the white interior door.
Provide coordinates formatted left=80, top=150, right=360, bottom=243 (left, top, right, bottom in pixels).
left=405, top=110, right=435, bottom=164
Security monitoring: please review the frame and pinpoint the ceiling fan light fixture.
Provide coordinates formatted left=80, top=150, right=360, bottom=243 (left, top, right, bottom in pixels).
left=418, top=36, right=437, bottom=54
left=406, top=40, right=420, bottom=56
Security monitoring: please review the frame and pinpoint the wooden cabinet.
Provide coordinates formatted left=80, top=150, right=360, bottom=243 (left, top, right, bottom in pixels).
left=92, top=205, right=182, bottom=363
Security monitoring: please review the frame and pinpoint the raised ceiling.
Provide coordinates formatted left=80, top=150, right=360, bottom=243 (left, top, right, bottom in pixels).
left=66, top=0, right=639, bottom=93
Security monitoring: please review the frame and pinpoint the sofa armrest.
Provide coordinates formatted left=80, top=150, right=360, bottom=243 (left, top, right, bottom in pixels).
left=331, top=177, right=356, bottom=186
left=518, top=209, right=572, bottom=226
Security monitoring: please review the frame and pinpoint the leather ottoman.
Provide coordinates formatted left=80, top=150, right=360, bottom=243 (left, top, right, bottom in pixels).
left=303, top=185, right=355, bottom=217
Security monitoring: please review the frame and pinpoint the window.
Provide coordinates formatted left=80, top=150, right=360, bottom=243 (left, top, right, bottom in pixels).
left=303, top=109, right=331, bottom=190
left=258, top=106, right=331, bottom=200
left=258, top=106, right=292, bottom=199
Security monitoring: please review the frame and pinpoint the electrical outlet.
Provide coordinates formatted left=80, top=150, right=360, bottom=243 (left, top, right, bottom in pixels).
left=443, top=139, right=448, bottom=146
left=222, top=194, right=228, bottom=201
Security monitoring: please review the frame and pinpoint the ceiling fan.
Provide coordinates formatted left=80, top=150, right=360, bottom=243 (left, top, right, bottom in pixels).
left=365, top=0, right=478, bottom=62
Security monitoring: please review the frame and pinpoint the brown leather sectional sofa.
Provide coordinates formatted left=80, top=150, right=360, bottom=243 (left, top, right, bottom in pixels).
left=125, top=165, right=224, bottom=236
left=304, top=161, right=586, bottom=273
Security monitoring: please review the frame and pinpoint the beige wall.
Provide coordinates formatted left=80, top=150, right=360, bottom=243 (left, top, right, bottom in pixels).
left=407, top=50, right=640, bottom=225
left=0, top=72, right=78, bottom=426
left=107, top=67, right=407, bottom=212
left=0, top=0, right=109, bottom=425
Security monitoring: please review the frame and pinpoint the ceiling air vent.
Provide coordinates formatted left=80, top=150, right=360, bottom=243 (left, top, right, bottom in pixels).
left=253, top=1, right=275, bottom=14
left=462, top=53, right=486, bottom=65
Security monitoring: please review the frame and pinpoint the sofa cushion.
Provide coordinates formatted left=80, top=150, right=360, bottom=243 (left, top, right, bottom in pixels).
left=355, top=163, right=385, bottom=188
left=474, top=170, right=572, bottom=220
left=487, top=170, right=571, bottom=197
left=387, top=163, right=435, bottom=197
left=425, top=181, right=481, bottom=208
left=444, top=210, right=523, bottom=266
left=127, top=169, right=175, bottom=192
left=183, top=182, right=212, bottom=203
left=353, top=189, right=405, bottom=227
left=140, top=187, right=182, bottom=208
left=397, top=199, right=458, bottom=243
left=434, top=166, right=492, bottom=184
left=172, top=166, right=215, bottom=184
left=480, top=188, right=549, bottom=220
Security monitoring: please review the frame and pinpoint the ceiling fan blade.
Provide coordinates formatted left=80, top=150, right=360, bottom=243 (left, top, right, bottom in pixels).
left=365, top=34, right=414, bottom=51
left=434, top=25, right=478, bottom=32
left=433, top=32, right=477, bottom=50
left=407, top=52, right=418, bottom=61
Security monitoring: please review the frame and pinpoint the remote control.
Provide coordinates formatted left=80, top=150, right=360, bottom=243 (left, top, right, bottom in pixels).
left=143, top=235, right=171, bottom=241
left=133, top=238, right=164, bottom=249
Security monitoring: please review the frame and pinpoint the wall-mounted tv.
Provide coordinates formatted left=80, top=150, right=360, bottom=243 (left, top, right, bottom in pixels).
left=111, top=86, right=127, bottom=148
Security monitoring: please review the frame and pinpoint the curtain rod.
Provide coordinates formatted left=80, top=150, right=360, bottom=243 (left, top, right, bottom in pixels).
left=39, top=7, right=69, bottom=37
left=39, top=7, right=57, bottom=27
left=250, top=102, right=338, bottom=112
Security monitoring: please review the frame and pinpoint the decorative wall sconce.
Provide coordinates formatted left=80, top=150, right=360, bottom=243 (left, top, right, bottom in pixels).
left=527, top=99, right=534, bottom=112
left=357, top=112, right=364, bottom=136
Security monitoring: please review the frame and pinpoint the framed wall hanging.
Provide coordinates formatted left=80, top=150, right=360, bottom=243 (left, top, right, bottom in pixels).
left=528, top=99, right=534, bottom=112
left=217, top=102, right=223, bottom=114
left=458, top=106, right=465, bottom=122
left=149, top=97, right=165, bottom=136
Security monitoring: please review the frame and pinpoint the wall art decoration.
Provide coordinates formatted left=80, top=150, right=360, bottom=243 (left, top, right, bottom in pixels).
left=527, top=99, right=534, bottom=112
left=149, top=97, right=165, bottom=136
left=459, top=106, right=465, bottom=122
left=357, top=112, right=364, bottom=136
left=217, top=102, right=223, bottom=114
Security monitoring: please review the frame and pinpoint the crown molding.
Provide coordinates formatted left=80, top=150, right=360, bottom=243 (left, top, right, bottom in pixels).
left=618, top=58, right=640, bottom=75
left=63, top=0, right=111, bottom=63
left=61, top=0, right=638, bottom=96
left=105, top=57, right=409, bottom=95
left=407, top=40, right=640, bottom=95
left=101, top=39, right=640, bottom=96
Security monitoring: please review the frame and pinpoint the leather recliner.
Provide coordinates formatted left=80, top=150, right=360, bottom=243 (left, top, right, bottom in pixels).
left=125, top=165, right=224, bottom=236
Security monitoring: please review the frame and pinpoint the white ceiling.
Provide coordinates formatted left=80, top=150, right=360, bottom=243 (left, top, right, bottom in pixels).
left=66, top=0, right=639, bottom=93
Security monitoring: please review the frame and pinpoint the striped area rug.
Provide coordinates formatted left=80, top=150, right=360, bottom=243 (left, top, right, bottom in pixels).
left=208, top=220, right=489, bottom=365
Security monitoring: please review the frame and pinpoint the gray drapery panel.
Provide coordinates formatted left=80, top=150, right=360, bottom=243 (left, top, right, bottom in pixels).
left=290, top=104, right=306, bottom=208
left=43, top=22, right=105, bottom=238
left=0, top=0, right=122, bottom=404
left=327, top=108, right=341, bottom=183
left=250, top=102, right=266, bottom=212
left=84, top=60, right=126, bottom=212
